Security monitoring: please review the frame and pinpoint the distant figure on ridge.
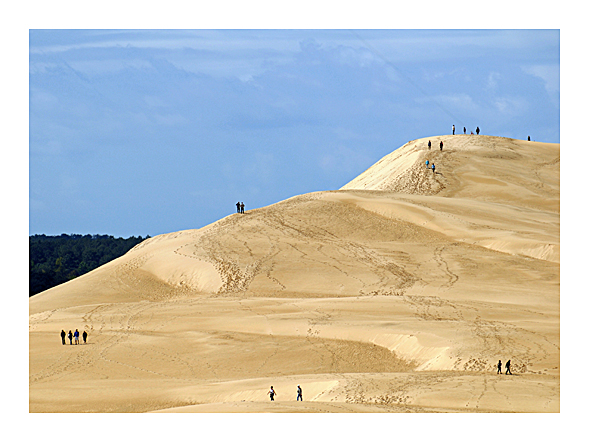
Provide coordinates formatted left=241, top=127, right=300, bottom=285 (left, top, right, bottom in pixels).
left=439, top=141, right=443, bottom=151
left=505, top=360, right=512, bottom=375
left=83, top=330, right=88, bottom=344
left=452, top=124, right=455, bottom=135
left=68, top=330, right=73, bottom=345
left=428, top=140, right=431, bottom=150
left=74, top=329, right=80, bottom=345
left=268, top=386, right=276, bottom=401
left=61, top=329, right=66, bottom=345
left=240, top=202, right=245, bottom=214
left=236, top=202, right=241, bottom=213
left=528, top=136, right=530, bottom=141
left=297, top=385, right=303, bottom=401
left=476, top=127, right=480, bottom=135
left=463, top=127, right=466, bottom=134
left=497, top=360, right=502, bottom=374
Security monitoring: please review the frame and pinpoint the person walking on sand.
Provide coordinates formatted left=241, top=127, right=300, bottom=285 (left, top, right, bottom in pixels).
left=431, top=163, right=435, bottom=174
left=74, top=329, right=80, bottom=345
left=439, top=141, right=443, bottom=151
left=476, top=127, right=480, bottom=135
left=497, top=360, right=502, bottom=374
left=297, top=385, right=303, bottom=401
left=83, top=330, right=88, bottom=344
left=61, top=329, right=66, bottom=345
left=68, top=330, right=73, bottom=345
left=505, top=360, right=512, bottom=375
left=428, top=140, right=431, bottom=150
left=452, top=124, right=455, bottom=135
left=236, top=201, right=240, bottom=213
left=268, top=386, right=276, bottom=401
left=240, top=202, right=245, bottom=214
left=425, top=160, right=429, bottom=168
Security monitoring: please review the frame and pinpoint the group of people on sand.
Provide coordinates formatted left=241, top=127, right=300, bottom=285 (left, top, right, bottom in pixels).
left=425, top=125, right=481, bottom=174
left=425, top=139, right=444, bottom=175
left=268, top=385, right=303, bottom=401
left=497, top=359, right=512, bottom=375
left=427, top=139, right=444, bottom=152
left=61, top=329, right=87, bottom=345
left=236, top=202, right=245, bottom=214
left=452, top=124, right=480, bottom=135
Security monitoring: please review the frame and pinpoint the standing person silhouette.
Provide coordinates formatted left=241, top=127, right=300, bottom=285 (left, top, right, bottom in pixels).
left=463, top=127, right=466, bottom=134
left=439, top=141, right=443, bottom=151
left=68, top=330, right=73, bottom=345
left=240, top=202, right=245, bottom=214
left=497, top=360, right=502, bottom=374
left=61, top=330, right=66, bottom=345
left=476, top=127, right=480, bottom=135
left=431, top=163, right=436, bottom=174
left=505, top=360, right=512, bottom=375
left=74, top=329, right=79, bottom=345
left=428, top=140, right=431, bottom=150
left=236, top=202, right=240, bottom=213
left=82, top=330, right=88, bottom=344
left=297, top=385, right=303, bottom=401
left=452, top=124, right=455, bottom=135
left=268, top=386, right=276, bottom=401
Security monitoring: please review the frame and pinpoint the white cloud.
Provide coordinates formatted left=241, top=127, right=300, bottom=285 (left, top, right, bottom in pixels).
left=522, top=64, right=559, bottom=94
left=522, top=64, right=559, bottom=107
left=346, top=30, right=557, bottom=64
left=493, top=96, right=528, bottom=116
left=332, top=44, right=380, bottom=68
left=487, top=72, right=501, bottom=90
left=29, top=30, right=301, bottom=55
left=68, top=59, right=152, bottom=75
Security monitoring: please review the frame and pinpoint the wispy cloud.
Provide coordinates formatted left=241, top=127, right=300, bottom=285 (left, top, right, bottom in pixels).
left=493, top=96, right=529, bottom=116
left=522, top=64, right=559, bottom=106
left=486, top=72, right=501, bottom=90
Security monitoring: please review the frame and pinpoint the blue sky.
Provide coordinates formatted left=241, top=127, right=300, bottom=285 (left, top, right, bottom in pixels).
left=29, top=29, right=559, bottom=238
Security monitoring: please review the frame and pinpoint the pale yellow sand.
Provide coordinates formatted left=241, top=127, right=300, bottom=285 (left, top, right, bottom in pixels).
left=29, top=135, right=559, bottom=412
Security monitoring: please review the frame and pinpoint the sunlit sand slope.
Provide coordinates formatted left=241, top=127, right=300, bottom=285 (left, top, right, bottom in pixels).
left=30, top=135, right=559, bottom=412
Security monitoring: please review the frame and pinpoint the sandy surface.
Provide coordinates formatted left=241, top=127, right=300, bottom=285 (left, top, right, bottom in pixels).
left=29, top=135, right=559, bottom=413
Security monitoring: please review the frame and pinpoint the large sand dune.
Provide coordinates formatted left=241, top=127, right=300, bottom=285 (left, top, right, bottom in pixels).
left=29, top=135, right=559, bottom=412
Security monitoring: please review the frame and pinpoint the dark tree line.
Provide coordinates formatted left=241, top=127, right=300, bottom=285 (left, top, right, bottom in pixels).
left=29, top=234, right=149, bottom=297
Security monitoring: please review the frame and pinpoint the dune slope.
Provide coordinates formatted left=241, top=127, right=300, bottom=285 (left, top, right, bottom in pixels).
left=29, top=135, right=559, bottom=413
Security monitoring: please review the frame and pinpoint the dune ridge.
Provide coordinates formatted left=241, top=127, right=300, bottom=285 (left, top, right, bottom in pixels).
left=29, top=135, right=559, bottom=412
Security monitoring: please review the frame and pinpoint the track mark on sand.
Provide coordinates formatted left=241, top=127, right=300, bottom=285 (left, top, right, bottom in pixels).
left=433, top=245, right=459, bottom=289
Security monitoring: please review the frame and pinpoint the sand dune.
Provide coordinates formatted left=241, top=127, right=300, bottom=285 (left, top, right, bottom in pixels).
left=29, top=135, right=559, bottom=412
